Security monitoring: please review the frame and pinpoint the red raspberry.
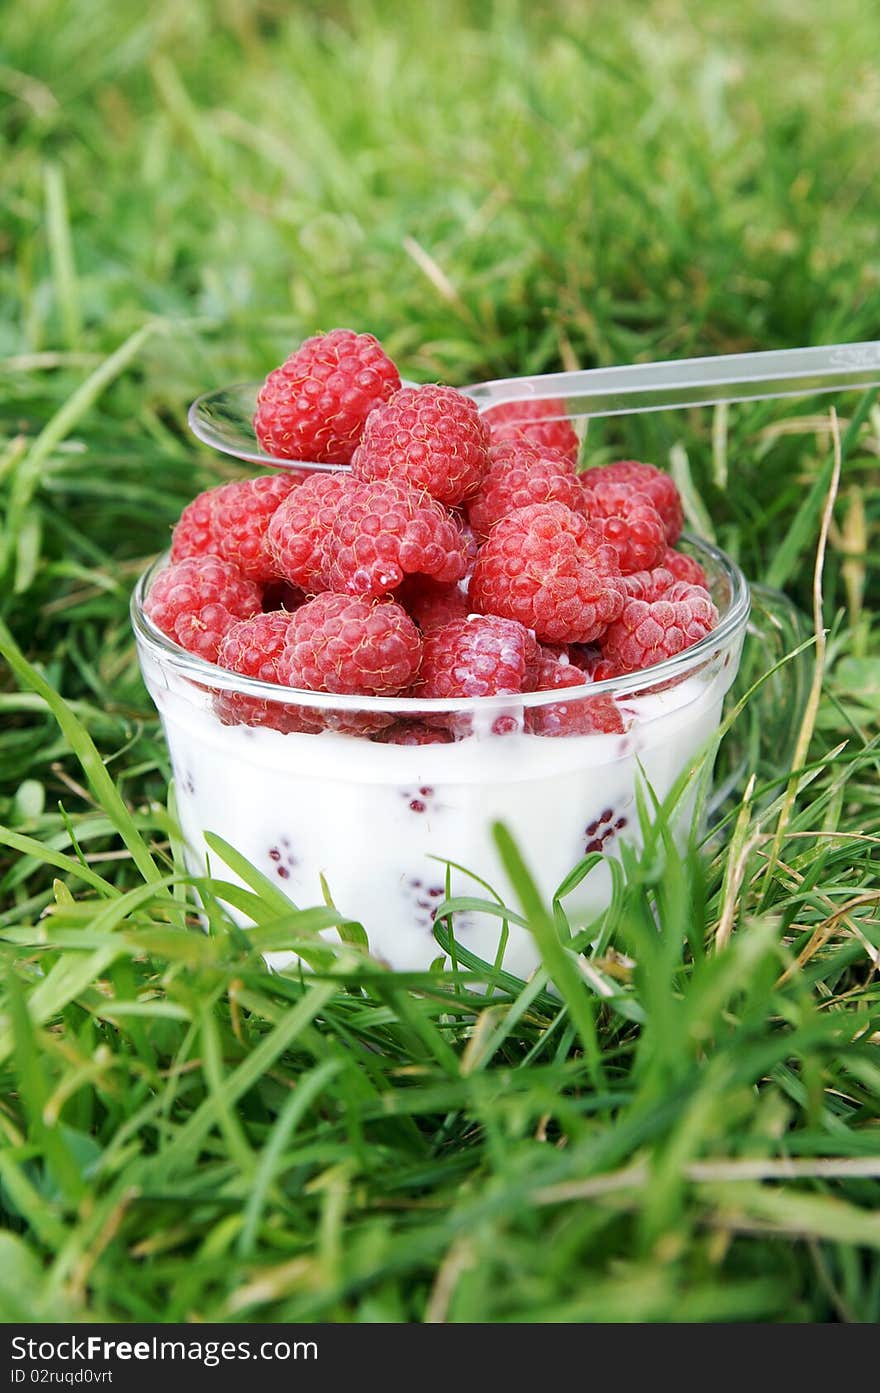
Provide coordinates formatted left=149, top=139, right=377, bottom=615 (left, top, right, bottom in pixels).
left=211, top=474, right=302, bottom=582
left=467, top=439, right=581, bottom=540
left=417, top=615, right=539, bottom=699
left=579, top=480, right=667, bottom=575
left=254, top=328, right=400, bottom=464
left=468, top=502, right=625, bottom=644
left=484, top=397, right=579, bottom=463
left=582, top=460, right=683, bottom=544
left=267, top=473, right=349, bottom=593
left=543, top=642, right=619, bottom=675
left=144, top=556, right=261, bottom=662
left=397, top=575, right=469, bottom=631
left=526, top=657, right=625, bottom=737
left=324, top=478, right=468, bottom=597
left=279, top=592, right=421, bottom=696
left=621, top=566, right=676, bottom=602
left=532, top=653, right=586, bottom=691
left=215, top=611, right=301, bottom=733
left=577, top=646, right=620, bottom=683
left=535, top=642, right=579, bottom=667
left=379, top=721, right=454, bottom=745
left=352, top=384, right=490, bottom=506
left=664, top=546, right=708, bottom=588
left=217, top=609, right=294, bottom=680
left=171, top=486, right=221, bottom=563
left=601, top=582, right=718, bottom=674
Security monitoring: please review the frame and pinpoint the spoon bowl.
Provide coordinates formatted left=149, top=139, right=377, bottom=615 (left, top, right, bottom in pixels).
left=187, top=382, right=348, bottom=473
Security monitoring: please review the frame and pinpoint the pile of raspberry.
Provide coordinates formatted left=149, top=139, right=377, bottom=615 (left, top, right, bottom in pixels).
left=145, top=328, right=719, bottom=739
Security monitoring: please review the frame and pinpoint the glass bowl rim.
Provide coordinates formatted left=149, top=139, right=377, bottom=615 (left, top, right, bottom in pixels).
left=130, top=534, right=750, bottom=715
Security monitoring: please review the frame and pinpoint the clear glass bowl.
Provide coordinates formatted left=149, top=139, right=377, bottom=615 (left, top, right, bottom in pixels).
left=132, top=536, right=749, bottom=976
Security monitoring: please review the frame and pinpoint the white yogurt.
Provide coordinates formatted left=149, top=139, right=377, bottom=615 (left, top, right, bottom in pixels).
left=143, top=659, right=732, bottom=978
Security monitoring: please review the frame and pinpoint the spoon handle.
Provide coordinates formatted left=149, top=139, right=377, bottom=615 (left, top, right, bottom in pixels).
left=465, top=340, right=880, bottom=418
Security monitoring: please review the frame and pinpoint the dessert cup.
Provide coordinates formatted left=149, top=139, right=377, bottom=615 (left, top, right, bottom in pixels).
left=132, top=536, right=749, bottom=977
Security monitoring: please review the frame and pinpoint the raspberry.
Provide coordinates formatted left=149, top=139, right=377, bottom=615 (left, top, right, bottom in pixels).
left=267, top=473, right=350, bottom=593
left=601, top=582, right=718, bottom=674
left=172, top=475, right=304, bottom=582
left=535, top=642, right=579, bottom=667
left=578, top=646, right=619, bottom=683
left=621, top=566, right=676, bottom=602
left=279, top=593, right=421, bottom=697
left=396, top=575, right=469, bottom=632
left=468, top=502, right=625, bottom=644
left=215, top=611, right=301, bottom=733
left=352, top=384, right=490, bottom=506
left=379, top=721, right=454, bottom=745
left=484, top=397, right=580, bottom=463
left=538, top=642, right=618, bottom=682
left=664, top=546, right=708, bottom=589
left=218, top=609, right=295, bottom=681
left=582, top=460, right=683, bottom=544
left=532, top=653, right=587, bottom=690
left=526, top=657, right=625, bottom=737
left=417, top=615, right=539, bottom=699
left=467, top=439, right=581, bottom=540
left=254, top=328, right=400, bottom=464
left=211, top=474, right=302, bottom=582
left=324, top=478, right=468, bottom=598
left=144, top=556, right=261, bottom=662
left=579, top=480, right=667, bottom=575
left=171, top=486, right=221, bottom=563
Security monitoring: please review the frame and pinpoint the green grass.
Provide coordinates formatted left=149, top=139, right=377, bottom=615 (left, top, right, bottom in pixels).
left=2, top=0, right=880, bottom=1323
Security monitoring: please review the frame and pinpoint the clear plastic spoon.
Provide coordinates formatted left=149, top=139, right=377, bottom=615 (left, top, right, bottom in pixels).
left=187, top=340, right=880, bottom=468
left=465, top=340, right=880, bottom=420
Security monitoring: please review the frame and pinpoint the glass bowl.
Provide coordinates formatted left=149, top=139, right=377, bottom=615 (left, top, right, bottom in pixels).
left=132, top=537, right=749, bottom=976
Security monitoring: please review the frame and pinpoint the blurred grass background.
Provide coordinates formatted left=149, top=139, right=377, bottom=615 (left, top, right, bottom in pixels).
left=1, top=0, right=880, bottom=1322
